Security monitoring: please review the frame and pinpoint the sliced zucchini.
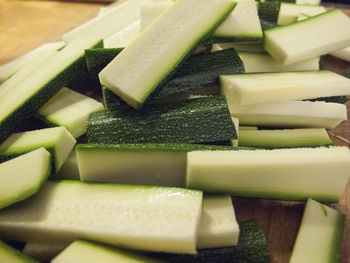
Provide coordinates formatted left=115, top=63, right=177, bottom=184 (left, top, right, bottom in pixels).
left=227, top=100, right=347, bottom=129
left=87, top=96, right=237, bottom=144
left=140, top=1, right=173, bottom=31
left=290, top=199, right=345, bottom=263
left=238, top=52, right=319, bottom=73
left=0, top=127, right=76, bottom=175
left=76, top=143, right=234, bottom=187
left=52, top=240, right=159, bottom=263
left=55, top=150, right=80, bottom=180
left=220, top=71, right=350, bottom=105
left=38, top=88, right=104, bottom=138
left=0, top=148, right=51, bottom=209
left=197, top=195, right=239, bottom=249
left=0, top=241, right=38, bottom=263
left=0, top=181, right=203, bottom=254
left=0, top=42, right=65, bottom=84
left=99, top=0, right=236, bottom=109
left=103, top=20, right=140, bottom=48
left=0, top=38, right=102, bottom=143
left=149, top=220, right=270, bottom=263
left=186, top=147, right=350, bottom=201
left=213, top=0, right=263, bottom=43
left=277, top=2, right=326, bottom=25
left=264, top=9, right=350, bottom=64
left=238, top=128, right=332, bottom=148
left=0, top=44, right=63, bottom=91
left=330, top=46, right=350, bottom=63
left=62, top=0, right=143, bottom=43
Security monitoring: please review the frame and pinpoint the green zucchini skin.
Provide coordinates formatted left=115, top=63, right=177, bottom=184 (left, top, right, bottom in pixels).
left=343, top=67, right=350, bottom=79
left=103, top=49, right=244, bottom=109
left=87, top=96, right=237, bottom=144
left=259, top=19, right=278, bottom=31
left=148, top=220, right=270, bottom=263
left=0, top=41, right=103, bottom=143
left=85, top=48, right=124, bottom=78
left=258, top=1, right=281, bottom=24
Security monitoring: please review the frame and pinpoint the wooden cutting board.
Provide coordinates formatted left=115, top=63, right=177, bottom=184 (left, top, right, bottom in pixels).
left=0, top=1, right=349, bottom=262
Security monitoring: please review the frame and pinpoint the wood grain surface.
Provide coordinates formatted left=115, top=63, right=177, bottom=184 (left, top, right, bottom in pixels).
left=0, top=0, right=349, bottom=262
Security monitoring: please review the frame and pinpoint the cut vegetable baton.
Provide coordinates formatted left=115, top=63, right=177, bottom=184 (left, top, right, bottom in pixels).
left=0, top=181, right=203, bottom=254
left=186, top=147, right=350, bottom=202
left=99, top=0, right=237, bottom=109
left=0, top=38, right=102, bottom=143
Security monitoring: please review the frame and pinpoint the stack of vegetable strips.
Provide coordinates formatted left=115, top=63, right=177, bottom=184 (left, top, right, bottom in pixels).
left=0, top=0, right=349, bottom=262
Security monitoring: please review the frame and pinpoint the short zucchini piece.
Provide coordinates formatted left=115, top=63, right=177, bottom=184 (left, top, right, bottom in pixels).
left=277, top=2, right=326, bottom=25
left=52, top=240, right=160, bottom=263
left=238, top=52, right=319, bottom=73
left=238, top=128, right=332, bottom=148
left=0, top=127, right=76, bottom=175
left=99, top=0, right=236, bottom=109
left=0, top=38, right=102, bottom=143
left=197, top=195, right=239, bottom=249
left=0, top=181, right=203, bottom=254
left=0, top=42, right=65, bottom=84
left=227, top=100, right=347, bottom=129
left=149, top=220, right=270, bottom=263
left=221, top=70, right=350, bottom=105
left=76, top=143, right=234, bottom=187
left=38, top=88, right=105, bottom=138
left=0, top=148, right=51, bottom=209
left=289, top=199, right=345, bottom=263
left=186, top=147, right=350, bottom=202
left=264, top=9, right=350, bottom=64
left=62, top=0, right=143, bottom=43
left=87, top=96, right=237, bottom=144
left=213, top=0, right=263, bottom=43
left=0, top=241, right=38, bottom=263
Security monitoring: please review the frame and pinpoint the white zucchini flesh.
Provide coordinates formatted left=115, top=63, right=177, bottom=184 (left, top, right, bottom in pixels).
left=38, top=88, right=104, bottom=138
left=227, top=100, right=347, bottom=129
left=76, top=146, right=187, bottom=187
left=0, top=148, right=51, bottom=209
left=197, top=195, right=239, bottom=249
left=0, top=126, right=76, bottom=174
left=140, top=1, right=174, bottom=31
left=0, top=48, right=60, bottom=96
left=238, top=52, right=319, bottom=73
left=330, top=46, right=350, bottom=63
left=0, top=241, right=38, bottom=263
left=55, top=150, right=80, bottom=180
left=213, top=0, right=263, bottom=41
left=265, top=9, right=350, bottom=65
left=289, top=199, right=345, bottom=263
left=186, top=147, right=350, bottom=202
left=212, top=42, right=265, bottom=53
left=277, top=3, right=326, bottom=25
left=103, top=20, right=141, bottom=48
left=23, top=242, right=67, bottom=263
left=62, top=0, right=143, bottom=43
left=0, top=181, right=203, bottom=254
left=99, top=0, right=236, bottom=109
left=220, top=71, right=350, bottom=105
left=238, top=128, right=332, bottom=148
left=52, top=240, right=159, bottom=263
left=0, top=42, right=65, bottom=84
left=296, top=0, right=321, bottom=5
left=0, top=38, right=101, bottom=141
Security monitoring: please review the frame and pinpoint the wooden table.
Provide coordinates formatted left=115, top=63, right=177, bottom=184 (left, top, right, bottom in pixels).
left=0, top=1, right=349, bottom=262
